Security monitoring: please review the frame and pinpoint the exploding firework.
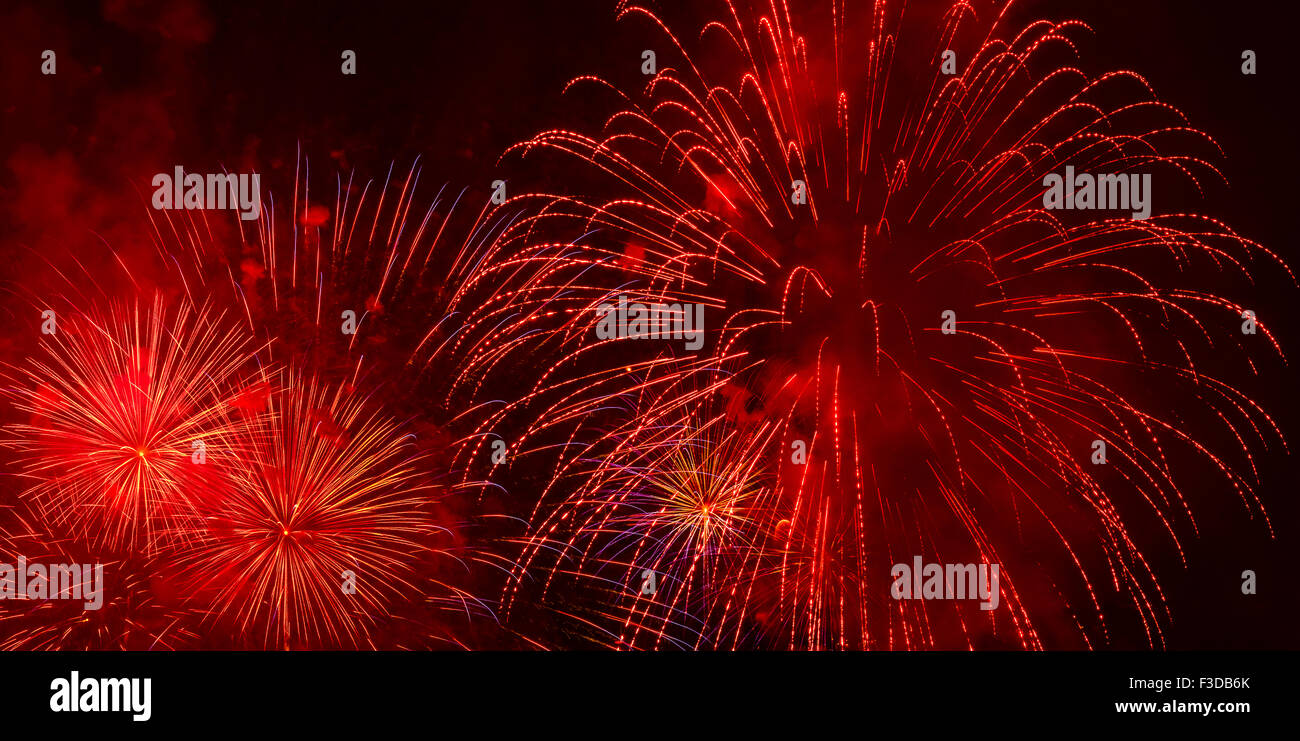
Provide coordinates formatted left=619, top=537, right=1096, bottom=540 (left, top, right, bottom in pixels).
left=149, top=154, right=553, bottom=388
left=172, top=368, right=447, bottom=649
left=0, top=298, right=261, bottom=555
left=500, top=0, right=1290, bottom=649
left=141, top=155, right=628, bottom=647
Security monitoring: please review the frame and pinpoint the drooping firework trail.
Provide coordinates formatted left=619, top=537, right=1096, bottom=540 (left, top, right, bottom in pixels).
left=497, top=0, right=1290, bottom=649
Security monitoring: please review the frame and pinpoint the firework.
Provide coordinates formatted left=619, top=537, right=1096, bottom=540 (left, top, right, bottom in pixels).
left=170, top=368, right=446, bottom=648
left=138, top=155, right=633, bottom=646
left=1, top=298, right=261, bottom=555
left=500, top=0, right=1290, bottom=649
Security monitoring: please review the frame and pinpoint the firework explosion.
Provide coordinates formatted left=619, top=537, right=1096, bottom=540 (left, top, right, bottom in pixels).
left=497, top=0, right=1290, bottom=649
left=0, top=0, right=1289, bottom=654
left=0, top=298, right=260, bottom=554
left=171, top=369, right=442, bottom=648
left=0, top=157, right=578, bottom=648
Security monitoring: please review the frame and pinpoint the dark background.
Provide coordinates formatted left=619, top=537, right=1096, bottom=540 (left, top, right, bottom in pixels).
left=1, top=0, right=1296, bottom=649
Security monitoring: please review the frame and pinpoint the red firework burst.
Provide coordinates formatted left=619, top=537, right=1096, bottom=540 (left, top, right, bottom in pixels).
left=172, top=368, right=444, bottom=649
left=1, top=298, right=261, bottom=555
left=500, top=0, right=1290, bottom=649
left=137, top=155, right=627, bottom=646
left=0, top=511, right=201, bottom=650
